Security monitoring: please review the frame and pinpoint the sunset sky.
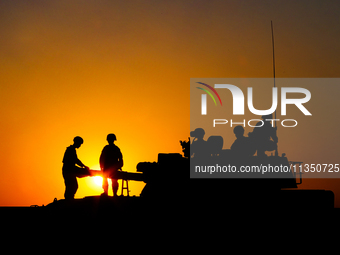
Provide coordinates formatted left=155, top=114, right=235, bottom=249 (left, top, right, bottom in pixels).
left=0, top=0, right=339, bottom=206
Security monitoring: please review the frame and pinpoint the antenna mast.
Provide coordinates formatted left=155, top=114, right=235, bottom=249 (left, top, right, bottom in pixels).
left=271, top=20, right=279, bottom=157
left=271, top=20, right=276, bottom=116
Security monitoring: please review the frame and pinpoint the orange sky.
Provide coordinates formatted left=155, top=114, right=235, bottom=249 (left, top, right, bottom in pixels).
left=0, top=1, right=340, bottom=206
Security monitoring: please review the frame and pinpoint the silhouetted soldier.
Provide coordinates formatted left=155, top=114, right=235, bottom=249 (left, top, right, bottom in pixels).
left=100, top=133, right=123, bottom=196
left=248, top=114, right=278, bottom=157
left=180, top=137, right=190, bottom=158
left=190, top=128, right=208, bottom=158
left=230, top=125, right=256, bottom=157
left=62, top=136, right=89, bottom=200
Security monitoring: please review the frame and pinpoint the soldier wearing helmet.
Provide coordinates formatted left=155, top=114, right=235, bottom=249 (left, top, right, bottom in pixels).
left=100, top=133, right=124, bottom=196
left=190, top=128, right=209, bottom=158
left=230, top=125, right=256, bottom=158
left=248, top=114, right=278, bottom=157
left=62, top=136, right=89, bottom=200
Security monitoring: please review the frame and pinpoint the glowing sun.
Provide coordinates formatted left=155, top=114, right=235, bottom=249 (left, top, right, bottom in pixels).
left=93, top=176, right=103, bottom=187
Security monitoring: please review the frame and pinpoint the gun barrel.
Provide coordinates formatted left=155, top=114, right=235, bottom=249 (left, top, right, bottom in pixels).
left=116, top=171, right=144, bottom=182
left=88, top=169, right=144, bottom=182
left=88, top=170, right=103, bottom=176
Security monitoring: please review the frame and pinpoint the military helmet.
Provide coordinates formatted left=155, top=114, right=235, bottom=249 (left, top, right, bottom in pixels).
left=73, top=136, right=84, bottom=144
left=233, top=125, right=244, bottom=135
left=107, top=133, right=117, bottom=142
left=190, top=128, right=205, bottom=139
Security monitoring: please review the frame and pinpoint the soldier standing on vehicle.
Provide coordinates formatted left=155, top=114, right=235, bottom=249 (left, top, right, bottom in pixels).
left=248, top=114, right=278, bottom=157
left=100, top=133, right=123, bottom=196
left=62, top=136, right=90, bottom=200
left=190, top=128, right=209, bottom=159
left=231, top=125, right=256, bottom=157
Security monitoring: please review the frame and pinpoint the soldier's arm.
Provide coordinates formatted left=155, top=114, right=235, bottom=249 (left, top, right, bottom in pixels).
left=230, top=140, right=236, bottom=150
left=75, top=157, right=85, bottom=168
left=99, top=147, right=106, bottom=170
left=73, top=147, right=85, bottom=167
left=118, top=149, right=124, bottom=168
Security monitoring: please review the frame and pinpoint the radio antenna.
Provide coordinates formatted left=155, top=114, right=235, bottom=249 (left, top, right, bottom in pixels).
left=271, top=20, right=276, bottom=114
left=271, top=20, right=279, bottom=157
